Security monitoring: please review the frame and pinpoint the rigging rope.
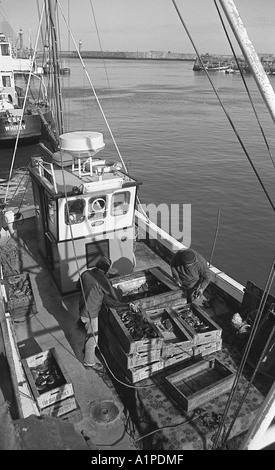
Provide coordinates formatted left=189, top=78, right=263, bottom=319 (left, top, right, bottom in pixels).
left=220, top=302, right=275, bottom=449
left=33, top=0, right=151, bottom=389
left=0, top=1, right=16, bottom=39
left=89, top=0, right=111, bottom=89
left=56, top=0, right=126, bottom=172
left=88, top=0, right=143, bottom=215
left=41, top=2, right=110, bottom=380
left=214, top=0, right=275, bottom=171
left=171, top=0, right=275, bottom=214
left=36, top=1, right=149, bottom=388
left=211, top=256, right=275, bottom=449
left=171, top=0, right=275, bottom=448
left=56, top=0, right=149, bottom=222
left=3, top=2, right=46, bottom=205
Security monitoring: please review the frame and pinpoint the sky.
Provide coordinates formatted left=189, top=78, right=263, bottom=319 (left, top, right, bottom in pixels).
left=1, top=0, right=275, bottom=55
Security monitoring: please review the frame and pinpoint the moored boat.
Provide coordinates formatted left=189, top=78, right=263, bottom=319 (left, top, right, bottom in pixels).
left=43, top=58, right=71, bottom=75
left=193, top=55, right=230, bottom=71
left=0, top=32, right=54, bottom=146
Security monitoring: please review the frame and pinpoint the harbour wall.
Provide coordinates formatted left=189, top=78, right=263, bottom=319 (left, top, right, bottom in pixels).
left=36, top=49, right=275, bottom=63
left=37, top=50, right=197, bottom=61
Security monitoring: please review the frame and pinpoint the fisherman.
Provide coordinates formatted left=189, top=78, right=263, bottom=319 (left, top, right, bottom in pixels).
left=170, top=248, right=211, bottom=303
left=77, top=256, right=120, bottom=371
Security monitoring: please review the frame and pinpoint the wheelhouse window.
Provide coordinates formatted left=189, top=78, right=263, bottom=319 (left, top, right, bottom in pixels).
left=111, top=191, right=130, bottom=216
left=88, top=195, right=107, bottom=224
left=0, top=44, right=10, bottom=56
left=65, top=198, right=85, bottom=225
left=46, top=195, right=56, bottom=224
left=45, top=194, right=57, bottom=238
left=2, top=75, right=11, bottom=87
left=86, top=240, right=110, bottom=269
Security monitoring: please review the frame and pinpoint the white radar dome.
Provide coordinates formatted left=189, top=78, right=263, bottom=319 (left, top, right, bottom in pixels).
left=59, top=131, right=105, bottom=152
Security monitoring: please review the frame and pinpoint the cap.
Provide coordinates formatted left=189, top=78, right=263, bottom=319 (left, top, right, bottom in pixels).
left=180, top=249, right=196, bottom=265
left=96, top=256, right=112, bottom=272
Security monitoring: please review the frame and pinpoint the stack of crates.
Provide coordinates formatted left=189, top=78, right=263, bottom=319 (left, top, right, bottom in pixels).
left=99, top=304, right=164, bottom=383
left=4, top=272, right=37, bottom=319
left=98, top=268, right=222, bottom=384
left=99, top=301, right=223, bottom=383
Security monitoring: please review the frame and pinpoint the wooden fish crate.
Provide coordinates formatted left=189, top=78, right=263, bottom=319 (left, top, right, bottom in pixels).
left=21, top=348, right=74, bottom=411
left=144, top=306, right=193, bottom=356
left=111, top=266, right=184, bottom=310
left=165, top=357, right=235, bottom=411
left=160, top=350, right=193, bottom=370
left=126, top=348, right=161, bottom=369
left=98, top=320, right=161, bottom=369
left=171, top=303, right=222, bottom=346
left=193, top=339, right=222, bottom=358
left=107, top=306, right=163, bottom=354
left=126, top=350, right=192, bottom=383
left=125, top=360, right=164, bottom=383
left=4, top=272, right=37, bottom=318
left=41, top=396, right=78, bottom=418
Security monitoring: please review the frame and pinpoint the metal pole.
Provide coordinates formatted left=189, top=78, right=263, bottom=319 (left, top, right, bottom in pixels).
left=209, top=208, right=220, bottom=267
left=218, top=0, right=275, bottom=126
left=47, top=0, right=64, bottom=135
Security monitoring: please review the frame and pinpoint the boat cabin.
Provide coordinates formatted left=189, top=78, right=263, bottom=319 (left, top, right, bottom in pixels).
left=0, top=33, right=18, bottom=108
left=29, top=131, right=140, bottom=294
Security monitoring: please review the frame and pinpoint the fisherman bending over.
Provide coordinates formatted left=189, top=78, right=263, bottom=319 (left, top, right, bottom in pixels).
left=170, top=248, right=211, bottom=303
left=77, top=256, right=120, bottom=372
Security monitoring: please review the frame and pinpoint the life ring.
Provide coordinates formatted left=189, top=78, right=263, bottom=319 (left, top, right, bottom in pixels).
left=91, top=198, right=106, bottom=213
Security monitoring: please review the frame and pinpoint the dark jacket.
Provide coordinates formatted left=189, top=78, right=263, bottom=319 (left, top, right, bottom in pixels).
left=77, top=268, right=117, bottom=319
left=170, top=249, right=211, bottom=291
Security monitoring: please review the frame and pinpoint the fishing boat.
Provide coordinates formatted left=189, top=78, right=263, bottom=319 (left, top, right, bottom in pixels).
left=0, top=32, right=54, bottom=146
left=42, top=58, right=71, bottom=75
left=193, top=55, right=230, bottom=71
left=0, top=0, right=275, bottom=452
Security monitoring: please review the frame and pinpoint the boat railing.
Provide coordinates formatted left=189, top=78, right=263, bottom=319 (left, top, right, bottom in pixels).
left=31, top=158, right=58, bottom=194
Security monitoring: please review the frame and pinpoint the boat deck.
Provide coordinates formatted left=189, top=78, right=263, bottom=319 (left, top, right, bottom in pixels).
left=0, top=217, right=270, bottom=450
left=4, top=217, right=140, bottom=450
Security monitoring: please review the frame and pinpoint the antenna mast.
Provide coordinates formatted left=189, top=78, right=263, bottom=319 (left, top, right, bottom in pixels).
left=47, top=0, right=64, bottom=135
left=219, top=0, right=275, bottom=126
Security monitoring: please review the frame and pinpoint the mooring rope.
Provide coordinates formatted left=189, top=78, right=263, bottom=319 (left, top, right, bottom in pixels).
left=4, top=2, right=46, bottom=205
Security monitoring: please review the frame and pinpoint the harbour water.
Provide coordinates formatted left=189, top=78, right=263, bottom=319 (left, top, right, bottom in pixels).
left=1, top=58, right=275, bottom=293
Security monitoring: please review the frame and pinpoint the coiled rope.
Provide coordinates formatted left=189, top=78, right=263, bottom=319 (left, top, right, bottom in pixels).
left=214, top=0, right=275, bottom=171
